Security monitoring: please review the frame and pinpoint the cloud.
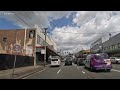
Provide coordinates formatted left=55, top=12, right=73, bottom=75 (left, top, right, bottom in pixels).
left=1, top=11, right=120, bottom=53
left=51, top=11, right=120, bottom=53
left=51, top=26, right=93, bottom=53
left=0, top=11, right=73, bottom=28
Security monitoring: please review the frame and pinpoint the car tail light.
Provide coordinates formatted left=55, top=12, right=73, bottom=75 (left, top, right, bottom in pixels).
left=106, top=59, right=111, bottom=63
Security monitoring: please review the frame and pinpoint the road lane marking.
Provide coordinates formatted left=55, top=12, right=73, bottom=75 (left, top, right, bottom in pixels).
left=73, top=64, right=76, bottom=66
left=77, top=67, right=79, bottom=69
left=111, top=69, right=120, bottom=72
left=63, top=63, right=64, bottom=65
left=20, top=69, right=46, bottom=79
left=57, top=69, right=61, bottom=74
left=82, top=71, right=85, bottom=74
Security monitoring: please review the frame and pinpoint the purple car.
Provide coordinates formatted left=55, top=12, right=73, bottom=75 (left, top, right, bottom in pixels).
left=84, top=54, right=112, bottom=71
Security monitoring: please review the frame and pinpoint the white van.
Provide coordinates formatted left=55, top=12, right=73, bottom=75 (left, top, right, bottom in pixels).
left=50, top=58, right=61, bottom=67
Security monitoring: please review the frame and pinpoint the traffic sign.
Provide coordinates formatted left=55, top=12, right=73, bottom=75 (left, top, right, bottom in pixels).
left=41, top=49, right=45, bottom=54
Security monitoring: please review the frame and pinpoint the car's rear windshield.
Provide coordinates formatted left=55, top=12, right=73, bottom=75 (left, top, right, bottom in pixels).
left=99, top=53, right=109, bottom=59
left=94, top=55, right=104, bottom=60
left=51, top=59, right=58, bottom=61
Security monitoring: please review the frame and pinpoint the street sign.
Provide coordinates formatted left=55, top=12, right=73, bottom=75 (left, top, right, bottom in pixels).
left=41, top=49, right=45, bottom=54
left=13, top=44, right=21, bottom=52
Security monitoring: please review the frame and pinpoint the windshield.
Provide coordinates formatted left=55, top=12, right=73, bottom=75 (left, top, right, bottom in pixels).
left=94, top=55, right=104, bottom=60
left=99, top=53, right=109, bottom=59
left=51, top=59, right=58, bottom=61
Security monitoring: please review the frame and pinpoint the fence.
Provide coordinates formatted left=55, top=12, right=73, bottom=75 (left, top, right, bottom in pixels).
left=0, top=54, right=34, bottom=70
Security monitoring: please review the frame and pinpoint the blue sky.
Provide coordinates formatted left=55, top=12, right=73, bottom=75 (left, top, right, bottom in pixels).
left=0, top=12, right=76, bottom=31
left=48, top=12, right=76, bottom=31
left=0, top=18, right=22, bottom=29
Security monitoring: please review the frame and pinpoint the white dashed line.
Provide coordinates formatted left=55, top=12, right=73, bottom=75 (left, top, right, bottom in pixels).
left=111, top=69, right=120, bottom=72
left=82, top=71, right=85, bottom=74
left=77, top=67, right=79, bottom=69
left=57, top=69, right=61, bottom=74
left=73, top=64, right=76, bottom=66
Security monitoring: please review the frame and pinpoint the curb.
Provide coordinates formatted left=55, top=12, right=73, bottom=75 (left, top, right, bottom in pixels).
left=15, top=68, right=45, bottom=79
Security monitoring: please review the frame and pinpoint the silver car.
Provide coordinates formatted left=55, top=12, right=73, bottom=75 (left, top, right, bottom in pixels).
left=110, top=57, right=120, bottom=64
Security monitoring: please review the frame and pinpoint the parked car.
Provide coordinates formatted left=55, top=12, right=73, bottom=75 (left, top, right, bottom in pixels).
left=73, top=58, right=77, bottom=64
left=61, top=59, right=65, bottom=62
left=77, top=58, right=85, bottom=66
left=110, top=57, right=120, bottom=63
left=65, top=58, right=72, bottom=65
left=50, top=58, right=61, bottom=67
left=84, top=54, right=112, bottom=71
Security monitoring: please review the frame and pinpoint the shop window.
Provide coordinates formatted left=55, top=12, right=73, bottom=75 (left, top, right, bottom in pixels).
left=29, top=30, right=35, bottom=38
left=115, top=44, right=118, bottom=49
left=118, top=43, right=120, bottom=48
left=3, top=37, right=7, bottom=42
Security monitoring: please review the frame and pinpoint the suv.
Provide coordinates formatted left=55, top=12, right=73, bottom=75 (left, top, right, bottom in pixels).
left=65, top=57, right=72, bottom=65
left=50, top=58, right=61, bottom=67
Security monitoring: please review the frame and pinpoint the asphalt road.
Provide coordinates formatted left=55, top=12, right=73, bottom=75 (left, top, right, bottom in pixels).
left=25, top=62, right=120, bottom=79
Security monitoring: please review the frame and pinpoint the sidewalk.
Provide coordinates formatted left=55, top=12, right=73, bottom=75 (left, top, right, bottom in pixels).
left=0, top=65, right=48, bottom=79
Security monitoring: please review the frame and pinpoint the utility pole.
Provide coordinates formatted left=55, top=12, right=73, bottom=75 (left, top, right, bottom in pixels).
left=44, top=28, right=48, bottom=67
left=12, top=29, right=17, bottom=79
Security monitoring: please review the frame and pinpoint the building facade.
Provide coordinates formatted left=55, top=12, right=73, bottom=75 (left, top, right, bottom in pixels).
left=90, top=33, right=120, bottom=57
left=0, top=27, right=58, bottom=69
left=90, top=38, right=103, bottom=53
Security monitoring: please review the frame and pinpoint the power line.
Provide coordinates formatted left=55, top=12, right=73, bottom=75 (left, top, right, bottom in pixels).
left=51, top=31, right=120, bottom=34
left=11, top=11, right=31, bottom=27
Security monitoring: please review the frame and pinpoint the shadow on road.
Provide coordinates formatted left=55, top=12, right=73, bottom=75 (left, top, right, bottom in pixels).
left=83, top=67, right=111, bottom=73
left=49, top=66, right=60, bottom=68
left=112, top=63, right=120, bottom=64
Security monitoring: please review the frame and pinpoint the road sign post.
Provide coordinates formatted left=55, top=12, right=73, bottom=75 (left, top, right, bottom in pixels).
left=12, top=55, right=16, bottom=79
left=12, top=44, right=21, bottom=79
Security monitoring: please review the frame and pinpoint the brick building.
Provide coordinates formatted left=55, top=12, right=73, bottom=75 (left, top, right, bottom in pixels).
left=0, top=27, right=58, bottom=69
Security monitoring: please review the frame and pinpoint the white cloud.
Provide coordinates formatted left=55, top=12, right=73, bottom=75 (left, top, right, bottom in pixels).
left=51, top=11, right=120, bottom=53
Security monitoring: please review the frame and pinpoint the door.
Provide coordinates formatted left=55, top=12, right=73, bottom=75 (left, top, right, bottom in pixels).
left=110, top=57, right=115, bottom=63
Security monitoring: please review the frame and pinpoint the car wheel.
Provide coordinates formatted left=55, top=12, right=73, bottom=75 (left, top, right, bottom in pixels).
left=106, top=69, right=111, bottom=72
left=90, top=65, right=94, bottom=72
left=116, top=61, right=118, bottom=64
